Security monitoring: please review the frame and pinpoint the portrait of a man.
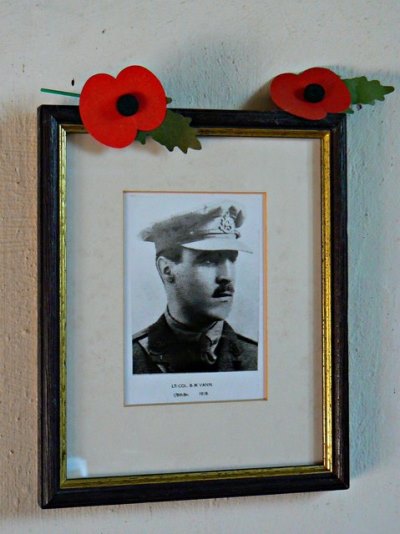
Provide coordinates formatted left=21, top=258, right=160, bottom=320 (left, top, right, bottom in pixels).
left=131, top=201, right=259, bottom=374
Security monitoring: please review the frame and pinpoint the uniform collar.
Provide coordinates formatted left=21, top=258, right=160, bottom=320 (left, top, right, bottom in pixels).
left=164, top=308, right=224, bottom=349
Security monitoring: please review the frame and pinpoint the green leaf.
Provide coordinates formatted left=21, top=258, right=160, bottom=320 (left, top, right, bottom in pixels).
left=146, top=110, right=202, bottom=153
left=343, top=76, right=394, bottom=107
left=135, top=130, right=148, bottom=145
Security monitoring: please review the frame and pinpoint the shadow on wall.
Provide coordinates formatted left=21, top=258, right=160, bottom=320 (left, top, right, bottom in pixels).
left=344, top=68, right=399, bottom=478
left=156, top=35, right=274, bottom=111
left=0, top=108, right=40, bottom=517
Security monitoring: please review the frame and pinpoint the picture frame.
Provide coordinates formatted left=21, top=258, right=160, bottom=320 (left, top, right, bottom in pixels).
left=38, top=105, right=349, bottom=508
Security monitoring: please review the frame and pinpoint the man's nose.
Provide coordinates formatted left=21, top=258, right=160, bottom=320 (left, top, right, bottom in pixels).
left=216, top=259, right=234, bottom=283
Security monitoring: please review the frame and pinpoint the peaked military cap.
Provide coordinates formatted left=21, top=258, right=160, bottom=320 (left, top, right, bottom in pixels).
left=140, top=202, right=252, bottom=254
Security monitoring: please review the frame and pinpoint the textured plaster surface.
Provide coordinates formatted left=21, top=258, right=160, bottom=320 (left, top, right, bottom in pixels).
left=1, top=1, right=400, bottom=532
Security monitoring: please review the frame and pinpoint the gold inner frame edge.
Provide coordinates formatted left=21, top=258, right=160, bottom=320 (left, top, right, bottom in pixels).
left=58, top=125, right=333, bottom=488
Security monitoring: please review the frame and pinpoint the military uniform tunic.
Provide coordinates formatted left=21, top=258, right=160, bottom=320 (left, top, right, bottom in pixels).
left=132, top=314, right=258, bottom=374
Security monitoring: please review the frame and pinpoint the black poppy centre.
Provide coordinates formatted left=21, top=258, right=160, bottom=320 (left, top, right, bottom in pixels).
left=116, top=94, right=139, bottom=116
left=303, top=83, right=325, bottom=103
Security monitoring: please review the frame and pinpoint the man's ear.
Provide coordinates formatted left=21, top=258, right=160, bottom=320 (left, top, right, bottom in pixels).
left=156, top=256, right=176, bottom=283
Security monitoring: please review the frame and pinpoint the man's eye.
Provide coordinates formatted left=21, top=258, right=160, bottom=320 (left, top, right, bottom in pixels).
left=195, top=252, right=238, bottom=265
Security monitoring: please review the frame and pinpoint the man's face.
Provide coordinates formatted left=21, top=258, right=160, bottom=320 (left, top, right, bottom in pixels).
left=171, top=248, right=238, bottom=325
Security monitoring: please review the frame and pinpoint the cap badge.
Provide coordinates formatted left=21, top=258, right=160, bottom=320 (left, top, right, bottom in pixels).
left=218, top=211, right=235, bottom=234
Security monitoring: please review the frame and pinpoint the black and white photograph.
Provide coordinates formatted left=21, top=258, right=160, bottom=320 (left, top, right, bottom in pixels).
left=124, top=191, right=267, bottom=405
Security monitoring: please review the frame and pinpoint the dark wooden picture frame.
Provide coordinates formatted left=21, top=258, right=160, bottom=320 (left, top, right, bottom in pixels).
left=38, top=105, right=349, bottom=508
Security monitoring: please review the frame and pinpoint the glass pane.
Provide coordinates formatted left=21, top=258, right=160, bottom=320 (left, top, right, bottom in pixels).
left=66, top=134, right=322, bottom=478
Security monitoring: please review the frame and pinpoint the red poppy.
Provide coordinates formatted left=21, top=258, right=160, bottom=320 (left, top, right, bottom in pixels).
left=80, top=66, right=167, bottom=148
left=270, top=67, right=351, bottom=120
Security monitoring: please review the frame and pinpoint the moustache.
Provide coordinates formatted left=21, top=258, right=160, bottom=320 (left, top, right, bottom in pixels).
left=212, top=283, right=235, bottom=298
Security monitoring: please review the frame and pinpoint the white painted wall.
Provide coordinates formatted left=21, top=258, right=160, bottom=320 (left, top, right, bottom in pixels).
left=1, top=1, right=399, bottom=532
